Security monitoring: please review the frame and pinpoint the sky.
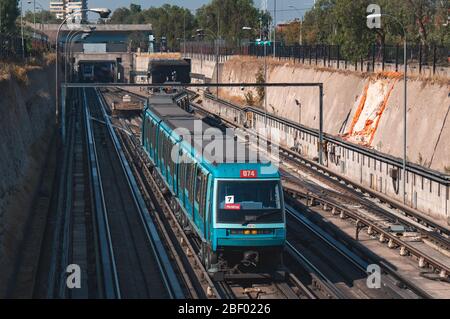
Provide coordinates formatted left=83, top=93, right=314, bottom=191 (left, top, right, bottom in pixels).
left=22, top=0, right=315, bottom=23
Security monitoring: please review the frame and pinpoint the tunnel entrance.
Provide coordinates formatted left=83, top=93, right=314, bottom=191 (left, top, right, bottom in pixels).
left=78, top=61, right=117, bottom=83
left=148, top=59, right=191, bottom=84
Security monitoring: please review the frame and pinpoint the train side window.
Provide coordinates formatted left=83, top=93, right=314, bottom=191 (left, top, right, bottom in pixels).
left=158, top=130, right=163, bottom=164
left=200, top=174, right=208, bottom=218
left=145, top=118, right=150, bottom=145
left=186, top=163, right=193, bottom=202
left=150, top=122, right=155, bottom=147
left=195, top=167, right=204, bottom=203
left=164, top=135, right=170, bottom=176
left=179, top=161, right=186, bottom=193
left=160, top=134, right=165, bottom=166
left=195, top=168, right=208, bottom=219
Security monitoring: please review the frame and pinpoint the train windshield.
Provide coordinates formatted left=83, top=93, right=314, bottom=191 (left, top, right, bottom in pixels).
left=216, top=180, right=283, bottom=224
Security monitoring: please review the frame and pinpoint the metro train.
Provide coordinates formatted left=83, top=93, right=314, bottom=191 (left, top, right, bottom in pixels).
left=81, top=65, right=94, bottom=82
left=141, top=94, right=286, bottom=279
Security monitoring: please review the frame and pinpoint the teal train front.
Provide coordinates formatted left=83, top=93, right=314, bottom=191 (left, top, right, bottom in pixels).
left=141, top=94, right=286, bottom=279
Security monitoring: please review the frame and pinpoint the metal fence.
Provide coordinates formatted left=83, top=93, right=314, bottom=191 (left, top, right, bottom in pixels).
left=184, top=41, right=449, bottom=75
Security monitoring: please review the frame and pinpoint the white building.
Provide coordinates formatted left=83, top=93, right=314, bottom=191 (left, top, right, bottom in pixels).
left=50, top=0, right=88, bottom=20
left=49, top=0, right=65, bottom=19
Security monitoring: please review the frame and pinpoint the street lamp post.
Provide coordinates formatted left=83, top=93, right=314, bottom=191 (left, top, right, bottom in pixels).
left=64, top=27, right=93, bottom=82
left=241, top=26, right=252, bottom=53
left=68, top=31, right=92, bottom=82
left=182, top=9, right=195, bottom=57
left=55, top=8, right=110, bottom=138
left=197, top=28, right=221, bottom=100
left=289, top=5, right=303, bottom=45
left=273, top=0, right=276, bottom=58
left=183, top=11, right=186, bottom=56
left=28, top=1, right=44, bottom=30
left=367, top=12, right=408, bottom=205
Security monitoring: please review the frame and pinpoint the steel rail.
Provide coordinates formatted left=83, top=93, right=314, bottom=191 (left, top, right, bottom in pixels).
left=188, top=94, right=450, bottom=281
left=83, top=89, right=121, bottom=299
left=194, top=92, right=450, bottom=238
left=284, top=186, right=450, bottom=279
left=104, top=89, right=305, bottom=300
left=95, top=88, right=185, bottom=299
left=109, top=88, right=320, bottom=300
left=285, top=204, right=433, bottom=299
left=189, top=94, right=450, bottom=253
left=285, top=242, right=346, bottom=299
left=46, top=88, right=77, bottom=298
left=97, top=88, right=223, bottom=299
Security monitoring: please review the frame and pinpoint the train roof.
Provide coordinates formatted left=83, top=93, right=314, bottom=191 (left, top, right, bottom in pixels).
left=146, top=94, right=279, bottom=177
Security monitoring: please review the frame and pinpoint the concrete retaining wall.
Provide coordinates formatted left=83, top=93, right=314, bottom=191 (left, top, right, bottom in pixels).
left=0, top=63, right=56, bottom=295
left=193, top=56, right=450, bottom=223
left=192, top=56, right=450, bottom=173
left=200, top=97, right=449, bottom=223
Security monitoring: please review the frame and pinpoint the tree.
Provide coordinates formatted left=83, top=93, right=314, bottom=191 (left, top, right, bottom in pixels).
left=278, top=20, right=301, bottom=45
left=196, top=0, right=262, bottom=46
left=23, top=10, right=60, bottom=25
left=128, top=31, right=149, bottom=51
left=0, top=0, right=19, bottom=34
left=255, top=66, right=265, bottom=104
left=109, top=4, right=197, bottom=50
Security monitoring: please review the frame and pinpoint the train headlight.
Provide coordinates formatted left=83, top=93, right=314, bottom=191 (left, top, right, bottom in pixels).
left=229, top=229, right=273, bottom=235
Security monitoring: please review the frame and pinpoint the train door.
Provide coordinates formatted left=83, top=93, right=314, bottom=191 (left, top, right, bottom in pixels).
left=184, top=163, right=195, bottom=220
left=178, top=158, right=186, bottom=207
left=205, top=176, right=213, bottom=242
left=193, top=167, right=208, bottom=237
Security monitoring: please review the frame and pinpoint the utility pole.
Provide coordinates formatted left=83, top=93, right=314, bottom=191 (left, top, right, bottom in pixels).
left=264, top=40, right=267, bottom=127
left=33, top=0, right=36, bottom=37
left=183, top=11, right=186, bottom=56
left=21, top=0, right=24, bottom=59
left=216, top=6, right=220, bottom=99
left=273, top=0, right=276, bottom=58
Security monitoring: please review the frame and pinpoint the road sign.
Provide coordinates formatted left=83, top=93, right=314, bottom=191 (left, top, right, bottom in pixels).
left=255, top=40, right=272, bottom=46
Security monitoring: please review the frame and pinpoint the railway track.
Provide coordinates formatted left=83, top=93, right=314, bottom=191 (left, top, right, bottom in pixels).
left=286, top=204, right=432, bottom=298
left=46, top=87, right=186, bottom=298
left=100, top=88, right=313, bottom=300
left=110, top=86, right=424, bottom=299
left=106, top=87, right=447, bottom=299
left=185, top=91, right=450, bottom=283
left=201, top=92, right=450, bottom=238
left=47, top=87, right=106, bottom=298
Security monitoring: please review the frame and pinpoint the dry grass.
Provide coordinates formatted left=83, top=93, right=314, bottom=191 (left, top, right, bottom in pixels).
left=444, top=166, right=450, bottom=174
left=408, top=72, right=450, bottom=86
left=217, top=89, right=247, bottom=107
left=0, top=52, right=55, bottom=85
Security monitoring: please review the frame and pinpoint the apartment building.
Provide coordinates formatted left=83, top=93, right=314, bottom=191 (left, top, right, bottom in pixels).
left=49, top=0, right=88, bottom=20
